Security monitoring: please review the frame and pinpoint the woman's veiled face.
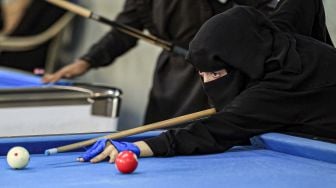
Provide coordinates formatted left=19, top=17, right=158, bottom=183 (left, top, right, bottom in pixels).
left=199, top=69, right=228, bottom=83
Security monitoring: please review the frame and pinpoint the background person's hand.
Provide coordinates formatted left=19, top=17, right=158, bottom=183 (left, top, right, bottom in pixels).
left=42, top=59, right=90, bottom=83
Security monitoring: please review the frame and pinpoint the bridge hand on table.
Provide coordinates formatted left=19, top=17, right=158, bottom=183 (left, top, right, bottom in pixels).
left=77, top=139, right=140, bottom=163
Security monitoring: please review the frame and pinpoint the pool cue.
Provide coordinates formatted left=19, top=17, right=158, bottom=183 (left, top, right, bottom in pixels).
left=45, top=0, right=188, bottom=56
left=44, top=108, right=216, bottom=155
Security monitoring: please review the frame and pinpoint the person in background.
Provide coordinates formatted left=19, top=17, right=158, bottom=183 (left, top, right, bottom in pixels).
left=270, top=0, right=333, bottom=46
left=0, top=0, right=65, bottom=72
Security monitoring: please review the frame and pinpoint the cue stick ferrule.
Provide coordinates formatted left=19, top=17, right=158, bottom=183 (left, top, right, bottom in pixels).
left=45, top=148, right=58, bottom=155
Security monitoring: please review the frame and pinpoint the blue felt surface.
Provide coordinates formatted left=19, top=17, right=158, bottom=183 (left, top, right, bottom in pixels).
left=0, top=70, right=71, bottom=88
left=1, top=147, right=336, bottom=188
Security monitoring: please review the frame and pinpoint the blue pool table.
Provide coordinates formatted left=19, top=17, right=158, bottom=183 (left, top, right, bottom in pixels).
left=1, top=131, right=336, bottom=188
left=0, top=67, right=122, bottom=137
left=0, top=67, right=71, bottom=88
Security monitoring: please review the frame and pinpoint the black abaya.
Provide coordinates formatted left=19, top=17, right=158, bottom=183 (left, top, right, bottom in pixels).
left=144, top=5, right=336, bottom=156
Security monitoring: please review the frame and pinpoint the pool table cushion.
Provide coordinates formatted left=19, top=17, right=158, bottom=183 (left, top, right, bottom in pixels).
left=251, top=133, right=336, bottom=164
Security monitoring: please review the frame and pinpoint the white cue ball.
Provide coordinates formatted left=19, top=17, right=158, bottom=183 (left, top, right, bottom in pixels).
left=6, top=146, right=30, bottom=169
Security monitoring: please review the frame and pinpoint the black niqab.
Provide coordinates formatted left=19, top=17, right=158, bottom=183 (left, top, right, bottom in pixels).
left=202, top=70, right=247, bottom=110
left=187, top=6, right=306, bottom=110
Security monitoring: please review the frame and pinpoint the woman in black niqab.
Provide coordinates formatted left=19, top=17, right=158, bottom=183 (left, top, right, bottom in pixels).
left=143, top=5, right=336, bottom=156
left=188, top=0, right=334, bottom=111
left=76, top=1, right=336, bottom=159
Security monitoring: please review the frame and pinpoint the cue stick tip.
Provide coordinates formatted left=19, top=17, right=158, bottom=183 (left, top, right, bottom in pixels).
left=45, top=148, right=58, bottom=156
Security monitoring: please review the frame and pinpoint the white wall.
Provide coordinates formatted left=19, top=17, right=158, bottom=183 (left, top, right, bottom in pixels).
left=324, top=0, right=336, bottom=43
left=71, top=0, right=336, bottom=130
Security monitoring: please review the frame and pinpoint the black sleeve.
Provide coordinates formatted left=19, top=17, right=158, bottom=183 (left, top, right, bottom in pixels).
left=144, top=87, right=294, bottom=156
left=81, top=0, right=144, bottom=68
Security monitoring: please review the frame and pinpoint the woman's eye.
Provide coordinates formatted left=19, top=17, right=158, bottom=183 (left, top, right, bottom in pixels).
left=212, top=72, right=220, bottom=77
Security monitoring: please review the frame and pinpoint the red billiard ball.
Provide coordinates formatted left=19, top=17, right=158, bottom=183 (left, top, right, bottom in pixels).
left=115, top=151, right=138, bottom=174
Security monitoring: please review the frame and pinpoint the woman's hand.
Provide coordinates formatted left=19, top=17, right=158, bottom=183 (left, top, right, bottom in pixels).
left=81, top=141, right=120, bottom=163
left=77, top=139, right=153, bottom=163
